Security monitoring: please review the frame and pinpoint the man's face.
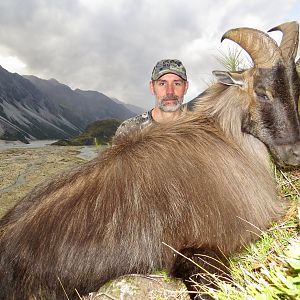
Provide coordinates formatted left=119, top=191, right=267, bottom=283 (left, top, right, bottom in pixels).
left=150, top=73, right=189, bottom=112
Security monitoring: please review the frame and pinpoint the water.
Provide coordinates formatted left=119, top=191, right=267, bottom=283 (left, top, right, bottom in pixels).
left=77, top=146, right=99, bottom=160
left=0, top=140, right=57, bottom=151
left=0, top=139, right=99, bottom=161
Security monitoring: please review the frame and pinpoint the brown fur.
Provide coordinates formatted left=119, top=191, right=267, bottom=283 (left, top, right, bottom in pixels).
left=0, top=81, right=286, bottom=299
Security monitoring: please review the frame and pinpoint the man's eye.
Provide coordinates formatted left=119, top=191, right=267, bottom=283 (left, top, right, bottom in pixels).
left=158, top=82, right=165, bottom=86
left=174, top=82, right=183, bottom=86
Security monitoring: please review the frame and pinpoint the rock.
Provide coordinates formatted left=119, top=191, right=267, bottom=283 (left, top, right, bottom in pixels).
left=84, top=274, right=190, bottom=300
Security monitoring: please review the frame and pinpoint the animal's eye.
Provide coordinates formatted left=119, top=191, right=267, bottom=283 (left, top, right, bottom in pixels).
left=255, top=91, right=270, bottom=101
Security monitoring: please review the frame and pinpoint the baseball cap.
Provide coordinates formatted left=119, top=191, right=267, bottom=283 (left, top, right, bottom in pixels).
left=151, top=59, right=187, bottom=81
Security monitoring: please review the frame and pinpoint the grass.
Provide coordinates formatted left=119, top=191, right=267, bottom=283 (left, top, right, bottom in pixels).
left=193, top=167, right=300, bottom=299
left=215, top=46, right=253, bottom=72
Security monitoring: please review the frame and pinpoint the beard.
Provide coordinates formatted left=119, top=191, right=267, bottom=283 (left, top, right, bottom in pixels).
left=157, top=95, right=183, bottom=112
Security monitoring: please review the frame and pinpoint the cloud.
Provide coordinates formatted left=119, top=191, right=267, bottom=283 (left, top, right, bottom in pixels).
left=0, top=0, right=298, bottom=110
left=0, top=54, right=27, bottom=73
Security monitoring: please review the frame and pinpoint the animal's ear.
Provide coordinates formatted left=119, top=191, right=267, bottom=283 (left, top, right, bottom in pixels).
left=296, top=58, right=300, bottom=75
left=212, top=70, right=244, bottom=87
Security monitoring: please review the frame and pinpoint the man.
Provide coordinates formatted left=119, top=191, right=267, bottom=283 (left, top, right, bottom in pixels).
left=114, top=59, right=190, bottom=137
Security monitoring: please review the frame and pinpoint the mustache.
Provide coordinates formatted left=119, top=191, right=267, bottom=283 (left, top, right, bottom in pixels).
left=161, top=95, right=180, bottom=101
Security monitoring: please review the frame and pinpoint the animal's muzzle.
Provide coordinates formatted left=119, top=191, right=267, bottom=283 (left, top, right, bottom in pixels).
left=272, top=141, right=300, bottom=167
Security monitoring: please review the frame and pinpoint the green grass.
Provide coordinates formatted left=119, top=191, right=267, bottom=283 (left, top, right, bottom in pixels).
left=194, top=167, right=300, bottom=299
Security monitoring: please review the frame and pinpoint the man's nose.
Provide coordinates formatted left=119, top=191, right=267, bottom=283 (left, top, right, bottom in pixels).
left=166, top=84, right=175, bottom=95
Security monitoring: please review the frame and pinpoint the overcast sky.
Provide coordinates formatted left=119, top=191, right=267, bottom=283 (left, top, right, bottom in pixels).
left=0, top=0, right=299, bottom=110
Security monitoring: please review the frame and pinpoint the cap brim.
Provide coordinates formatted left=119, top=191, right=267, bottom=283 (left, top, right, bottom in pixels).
left=152, top=70, right=187, bottom=81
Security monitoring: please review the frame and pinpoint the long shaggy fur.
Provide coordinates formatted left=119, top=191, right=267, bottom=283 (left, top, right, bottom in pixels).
left=0, top=83, right=284, bottom=299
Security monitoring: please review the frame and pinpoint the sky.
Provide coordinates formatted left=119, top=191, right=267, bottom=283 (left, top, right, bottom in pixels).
left=0, top=0, right=299, bottom=110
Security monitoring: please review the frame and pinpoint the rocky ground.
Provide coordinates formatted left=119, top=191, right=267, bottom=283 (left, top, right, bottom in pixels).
left=0, top=144, right=189, bottom=299
left=0, top=145, right=85, bottom=217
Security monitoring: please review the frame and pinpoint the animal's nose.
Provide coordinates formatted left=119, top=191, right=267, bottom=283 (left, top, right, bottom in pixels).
left=273, top=141, right=300, bottom=167
left=286, top=141, right=300, bottom=166
left=291, top=142, right=300, bottom=157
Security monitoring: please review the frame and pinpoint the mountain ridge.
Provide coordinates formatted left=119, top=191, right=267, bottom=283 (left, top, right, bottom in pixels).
left=0, top=66, right=144, bottom=142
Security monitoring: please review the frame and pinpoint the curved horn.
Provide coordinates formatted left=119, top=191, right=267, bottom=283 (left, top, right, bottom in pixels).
left=268, top=21, right=299, bottom=61
left=221, top=27, right=282, bottom=68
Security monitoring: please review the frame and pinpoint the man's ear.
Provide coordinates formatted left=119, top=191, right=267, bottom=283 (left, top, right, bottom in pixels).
left=212, top=70, right=245, bottom=87
left=149, top=80, right=155, bottom=95
left=184, top=81, right=189, bottom=94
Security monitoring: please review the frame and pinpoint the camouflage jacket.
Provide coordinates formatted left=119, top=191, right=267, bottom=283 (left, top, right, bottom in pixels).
left=114, top=100, right=199, bottom=138
left=114, top=110, right=154, bottom=138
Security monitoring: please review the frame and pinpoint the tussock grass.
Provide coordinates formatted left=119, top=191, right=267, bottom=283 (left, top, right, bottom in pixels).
left=215, top=47, right=253, bottom=72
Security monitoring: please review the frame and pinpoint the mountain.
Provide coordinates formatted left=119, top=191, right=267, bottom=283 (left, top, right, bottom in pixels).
left=25, top=76, right=137, bottom=126
left=0, top=66, right=142, bottom=142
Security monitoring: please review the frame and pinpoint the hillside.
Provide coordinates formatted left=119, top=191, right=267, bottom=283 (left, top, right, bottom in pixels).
left=52, top=119, right=121, bottom=146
